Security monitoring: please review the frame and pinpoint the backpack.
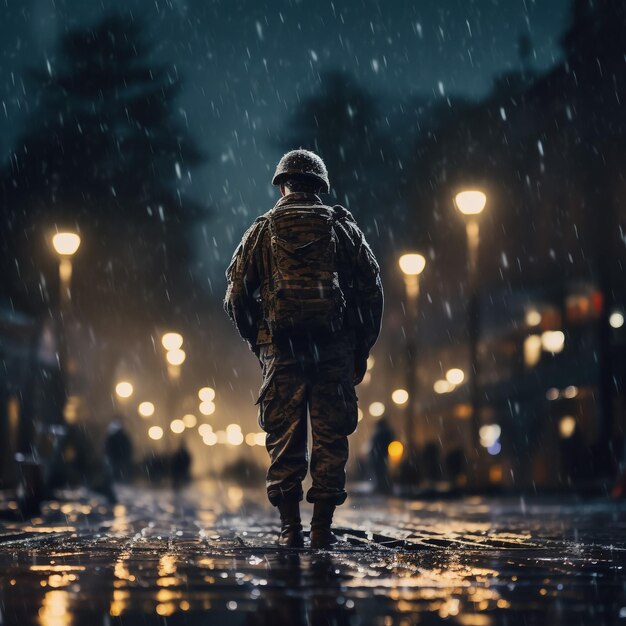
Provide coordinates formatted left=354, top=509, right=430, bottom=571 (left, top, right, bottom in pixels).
left=264, top=204, right=346, bottom=337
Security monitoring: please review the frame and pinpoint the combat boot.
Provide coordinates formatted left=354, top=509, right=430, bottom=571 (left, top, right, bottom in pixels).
left=277, top=499, right=305, bottom=548
left=310, top=502, right=338, bottom=549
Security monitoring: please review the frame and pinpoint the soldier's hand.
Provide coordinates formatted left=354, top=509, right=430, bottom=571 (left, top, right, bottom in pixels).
left=353, top=352, right=368, bottom=385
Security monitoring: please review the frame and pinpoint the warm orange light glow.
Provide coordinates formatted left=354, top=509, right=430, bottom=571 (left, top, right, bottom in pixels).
left=115, top=381, right=133, bottom=399
left=166, top=349, right=186, bottom=365
left=391, top=389, right=409, bottom=405
left=148, top=426, right=164, bottom=441
left=454, top=190, right=487, bottom=215
left=445, top=368, right=465, bottom=385
left=138, top=401, right=155, bottom=417
left=398, top=253, right=426, bottom=276
left=170, top=419, right=185, bottom=434
left=199, top=401, right=216, bottom=416
left=161, top=333, right=183, bottom=351
left=52, top=232, right=81, bottom=256
left=198, top=387, right=216, bottom=402
left=388, top=440, right=404, bottom=461
left=368, top=402, right=385, bottom=417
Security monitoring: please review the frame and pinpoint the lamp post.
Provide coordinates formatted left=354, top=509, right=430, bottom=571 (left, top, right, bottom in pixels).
left=454, top=190, right=487, bottom=459
left=398, top=253, right=426, bottom=456
left=52, top=232, right=81, bottom=307
left=51, top=232, right=81, bottom=413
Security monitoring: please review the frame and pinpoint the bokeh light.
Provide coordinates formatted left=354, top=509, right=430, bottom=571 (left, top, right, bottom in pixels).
left=198, top=387, right=216, bottom=401
left=368, top=402, right=385, bottom=417
left=387, top=440, right=404, bottom=461
left=161, top=332, right=183, bottom=351
left=115, top=381, right=133, bottom=399
left=170, top=419, right=185, bottom=434
left=199, top=401, right=216, bottom=416
left=138, top=401, right=155, bottom=417
left=445, top=368, right=465, bottom=385
left=391, top=389, right=409, bottom=405
left=182, top=413, right=197, bottom=428
left=148, top=426, right=163, bottom=441
left=609, top=311, right=624, bottom=329
left=166, top=349, right=186, bottom=366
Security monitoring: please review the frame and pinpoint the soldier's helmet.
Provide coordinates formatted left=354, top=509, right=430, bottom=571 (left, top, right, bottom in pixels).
left=272, top=149, right=330, bottom=193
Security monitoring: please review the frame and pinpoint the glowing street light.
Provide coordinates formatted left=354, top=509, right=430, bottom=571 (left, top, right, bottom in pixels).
left=541, top=330, right=565, bottom=354
left=391, top=389, right=409, bottom=405
left=609, top=311, right=624, bottom=329
left=166, top=349, right=186, bottom=366
left=398, top=253, right=426, bottom=276
left=226, top=424, right=244, bottom=446
left=182, top=413, right=197, bottom=428
left=434, top=379, right=454, bottom=394
left=398, top=251, right=427, bottom=453
left=170, top=419, right=185, bottom=434
left=387, top=441, right=404, bottom=462
left=199, top=400, right=216, bottom=416
left=445, top=368, right=465, bottom=386
left=368, top=402, right=385, bottom=417
left=138, top=401, right=155, bottom=418
left=51, top=231, right=81, bottom=399
left=52, top=232, right=81, bottom=256
left=161, top=332, right=183, bottom=351
left=559, top=416, right=576, bottom=438
left=454, top=190, right=487, bottom=216
left=198, top=423, right=213, bottom=437
left=526, top=309, right=542, bottom=327
left=203, top=431, right=218, bottom=446
left=148, top=426, right=164, bottom=441
left=198, top=387, right=216, bottom=402
left=454, top=189, right=487, bottom=460
left=115, top=381, right=134, bottom=399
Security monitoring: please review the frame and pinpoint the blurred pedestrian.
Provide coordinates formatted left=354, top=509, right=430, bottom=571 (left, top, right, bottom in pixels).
left=225, top=149, right=383, bottom=548
left=171, top=443, right=192, bottom=487
left=370, top=417, right=394, bottom=494
left=104, top=419, right=133, bottom=482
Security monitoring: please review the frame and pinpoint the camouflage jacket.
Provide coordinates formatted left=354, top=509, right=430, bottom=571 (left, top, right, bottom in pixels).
left=224, top=192, right=383, bottom=355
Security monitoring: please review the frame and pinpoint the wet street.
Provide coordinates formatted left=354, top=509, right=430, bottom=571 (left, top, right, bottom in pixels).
left=0, top=483, right=625, bottom=626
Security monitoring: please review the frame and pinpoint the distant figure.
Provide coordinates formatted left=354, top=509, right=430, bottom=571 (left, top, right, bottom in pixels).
left=171, top=443, right=192, bottom=486
left=422, top=442, right=442, bottom=483
left=370, top=417, right=394, bottom=494
left=104, top=420, right=134, bottom=482
left=225, top=149, right=383, bottom=548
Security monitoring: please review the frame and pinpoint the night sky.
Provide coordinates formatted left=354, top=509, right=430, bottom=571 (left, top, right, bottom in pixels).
left=1, top=0, right=572, bottom=288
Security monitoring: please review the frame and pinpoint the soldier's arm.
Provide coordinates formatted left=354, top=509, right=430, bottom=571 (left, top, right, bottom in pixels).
left=333, top=207, right=384, bottom=357
left=224, top=220, right=266, bottom=346
left=351, top=227, right=384, bottom=357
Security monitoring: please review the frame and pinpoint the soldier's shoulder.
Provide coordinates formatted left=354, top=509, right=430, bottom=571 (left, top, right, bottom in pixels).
left=330, top=204, right=357, bottom=223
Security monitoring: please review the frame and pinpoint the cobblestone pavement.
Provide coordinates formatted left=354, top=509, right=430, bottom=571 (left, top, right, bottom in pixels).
left=0, top=482, right=625, bottom=625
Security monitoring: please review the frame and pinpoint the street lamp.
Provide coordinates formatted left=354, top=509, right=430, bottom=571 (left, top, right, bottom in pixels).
left=52, top=232, right=81, bottom=307
left=161, top=332, right=183, bottom=351
left=398, top=253, right=426, bottom=455
left=51, top=231, right=81, bottom=412
left=454, top=189, right=487, bottom=460
left=115, top=381, right=134, bottom=399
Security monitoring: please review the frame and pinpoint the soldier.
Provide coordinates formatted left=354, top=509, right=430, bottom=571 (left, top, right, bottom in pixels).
left=224, top=149, right=383, bottom=548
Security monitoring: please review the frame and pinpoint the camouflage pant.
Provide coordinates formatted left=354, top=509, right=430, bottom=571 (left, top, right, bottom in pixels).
left=256, top=336, right=358, bottom=506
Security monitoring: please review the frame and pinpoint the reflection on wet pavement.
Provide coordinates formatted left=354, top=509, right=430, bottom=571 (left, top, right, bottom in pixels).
left=0, top=483, right=625, bottom=625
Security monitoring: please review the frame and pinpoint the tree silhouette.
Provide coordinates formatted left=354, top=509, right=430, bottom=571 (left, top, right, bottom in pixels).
left=0, top=15, right=207, bottom=328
